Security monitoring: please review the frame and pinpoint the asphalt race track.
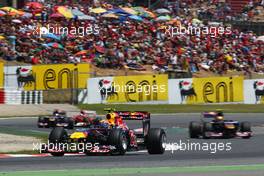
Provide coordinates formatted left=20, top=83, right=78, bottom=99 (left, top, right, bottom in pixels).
left=1, top=113, right=264, bottom=175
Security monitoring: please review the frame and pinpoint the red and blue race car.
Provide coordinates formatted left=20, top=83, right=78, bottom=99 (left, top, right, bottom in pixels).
left=189, top=111, right=252, bottom=139
left=43, top=108, right=166, bottom=156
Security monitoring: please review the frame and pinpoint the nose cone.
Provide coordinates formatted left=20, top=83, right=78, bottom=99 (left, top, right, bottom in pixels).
left=70, top=132, right=87, bottom=139
left=225, top=124, right=235, bottom=129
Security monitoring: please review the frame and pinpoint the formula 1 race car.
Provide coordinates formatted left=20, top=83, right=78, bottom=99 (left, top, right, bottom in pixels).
left=43, top=109, right=166, bottom=156
left=189, top=111, right=252, bottom=139
left=72, top=110, right=97, bottom=127
left=38, top=109, right=74, bottom=129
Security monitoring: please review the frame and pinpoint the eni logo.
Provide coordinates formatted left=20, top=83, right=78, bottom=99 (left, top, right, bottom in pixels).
left=124, top=76, right=160, bottom=102
left=43, top=68, right=78, bottom=89
left=203, top=77, right=233, bottom=103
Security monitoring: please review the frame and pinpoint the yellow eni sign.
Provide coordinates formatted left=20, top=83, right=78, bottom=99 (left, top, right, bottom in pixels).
left=187, top=76, right=243, bottom=104
left=107, top=74, right=168, bottom=103
left=25, top=63, right=90, bottom=90
left=0, top=62, right=3, bottom=88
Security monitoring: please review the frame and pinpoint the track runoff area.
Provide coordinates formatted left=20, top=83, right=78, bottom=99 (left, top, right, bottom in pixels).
left=1, top=113, right=264, bottom=176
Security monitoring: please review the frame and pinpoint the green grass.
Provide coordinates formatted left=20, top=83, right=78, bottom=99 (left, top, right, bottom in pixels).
left=0, top=127, right=48, bottom=154
left=0, top=127, right=48, bottom=140
left=1, top=150, right=40, bottom=154
left=0, top=115, right=49, bottom=118
left=1, top=164, right=264, bottom=176
left=78, top=104, right=264, bottom=114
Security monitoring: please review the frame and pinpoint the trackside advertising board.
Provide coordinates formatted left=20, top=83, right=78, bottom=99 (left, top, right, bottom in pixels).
left=87, top=75, right=168, bottom=104
left=4, top=64, right=90, bottom=90
left=169, top=76, right=244, bottom=104
left=244, top=79, right=264, bottom=104
left=0, top=62, right=3, bottom=88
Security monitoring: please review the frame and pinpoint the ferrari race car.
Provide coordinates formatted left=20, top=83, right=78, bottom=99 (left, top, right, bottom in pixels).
left=42, top=109, right=166, bottom=156
left=72, top=110, right=97, bottom=127
left=189, top=111, right=252, bottom=139
left=38, top=109, right=74, bottom=129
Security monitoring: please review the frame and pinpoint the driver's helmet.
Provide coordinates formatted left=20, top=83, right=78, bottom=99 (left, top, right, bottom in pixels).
left=53, top=109, right=60, bottom=115
left=215, top=111, right=224, bottom=121
left=53, top=109, right=66, bottom=116
left=106, top=112, right=117, bottom=125
left=80, top=110, right=89, bottom=116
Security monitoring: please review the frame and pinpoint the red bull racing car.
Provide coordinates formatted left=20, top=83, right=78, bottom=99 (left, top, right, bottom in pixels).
left=189, top=111, right=252, bottom=139
left=43, top=108, right=166, bottom=156
left=38, top=110, right=97, bottom=129
left=38, top=109, right=74, bottom=129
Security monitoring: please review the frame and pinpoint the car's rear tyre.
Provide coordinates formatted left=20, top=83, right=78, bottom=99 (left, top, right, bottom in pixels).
left=38, top=116, right=44, bottom=128
left=241, top=122, right=251, bottom=139
left=189, top=121, right=201, bottom=138
left=203, top=122, right=213, bottom=139
left=45, top=120, right=50, bottom=128
left=108, top=128, right=128, bottom=155
left=66, top=118, right=74, bottom=129
left=49, top=127, right=67, bottom=156
left=147, top=128, right=166, bottom=154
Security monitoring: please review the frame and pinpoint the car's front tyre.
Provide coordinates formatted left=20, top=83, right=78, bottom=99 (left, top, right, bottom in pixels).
left=240, top=122, right=251, bottom=139
left=203, top=122, right=213, bottom=139
left=147, top=128, right=166, bottom=154
left=189, top=121, right=202, bottom=138
left=108, top=128, right=128, bottom=155
left=49, top=127, right=68, bottom=156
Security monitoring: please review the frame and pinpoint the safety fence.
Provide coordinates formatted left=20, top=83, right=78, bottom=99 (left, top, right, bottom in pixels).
left=1, top=62, right=264, bottom=105
left=0, top=89, right=43, bottom=104
left=83, top=75, right=264, bottom=104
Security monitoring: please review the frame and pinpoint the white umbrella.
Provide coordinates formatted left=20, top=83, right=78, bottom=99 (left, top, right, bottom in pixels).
left=155, top=8, right=170, bottom=14
left=155, top=15, right=171, bottom=21
left=12, top=19, right=22, bottom=24
left=0, top=10, right=6, bottom=16
left=208, top=21, right=221, bottom=26
left=78, top=15, right=96, bottom=21
left=72, top=9, right=85, bottom=16
left=256, top=36, right=264, bottom=42
left=192, top=18, right=202, bottom=24
left=21, top=12, right=32, bottom=18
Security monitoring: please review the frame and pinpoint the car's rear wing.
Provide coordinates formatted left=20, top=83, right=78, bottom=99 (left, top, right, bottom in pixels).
left=104, top=108, right=150, bottom=120
left=202, top=112, right=218, bottom=118
left=104, top=108, right=116, bottom=112
left=116, top=111, right=150, bottom=120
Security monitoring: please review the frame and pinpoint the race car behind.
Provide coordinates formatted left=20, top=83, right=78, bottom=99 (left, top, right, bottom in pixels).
left=189, top=111, right=252, bottom=139
left=72, top=110, right=97, bottom=127
left=38, top=109, right=74, bottom=129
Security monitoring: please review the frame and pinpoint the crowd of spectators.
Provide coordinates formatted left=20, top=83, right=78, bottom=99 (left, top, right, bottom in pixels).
left=164, top=0, right=264, bottom=22
left=0, top=0, right=263, bottom=76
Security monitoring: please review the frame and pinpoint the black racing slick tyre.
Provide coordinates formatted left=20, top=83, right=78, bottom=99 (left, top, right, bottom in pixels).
left=241, top=122, right=251, bottom=132
left=189, top=121, right=201, bottom=138
left=203, top=122, right=213, bottom=139
left=108, top=128, right=128, bottom=155
left=66, top=118, right=74, bottom=129
left=147, top=128, right=166, bottom=154
left=241, top=122, right=251, bottom=139
left=38, top=116, right=44, bottom=128
left=49, top=127, right=68, bottom=156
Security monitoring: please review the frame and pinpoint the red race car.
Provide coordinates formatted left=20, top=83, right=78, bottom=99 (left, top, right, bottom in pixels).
left=72, top=110, right=97, bottom=127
